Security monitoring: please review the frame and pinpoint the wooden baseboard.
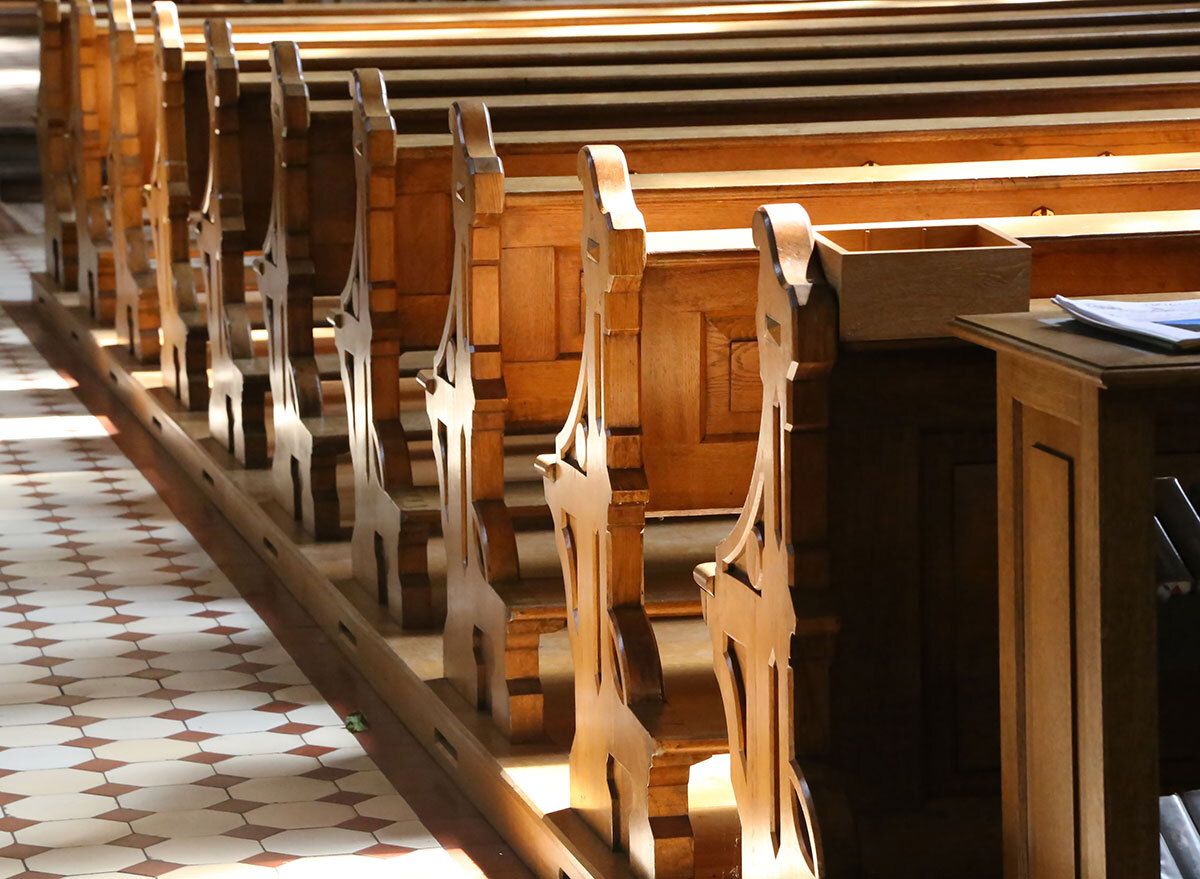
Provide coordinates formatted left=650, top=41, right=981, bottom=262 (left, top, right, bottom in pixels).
left=30, top=272, right=637, bottom=879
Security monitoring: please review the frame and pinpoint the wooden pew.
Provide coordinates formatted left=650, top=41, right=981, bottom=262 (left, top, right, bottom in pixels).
left=695, top=202, right=846, bottom=879
left=247, top=41, right=1200, bottom=546
left=52, top=0, right=1129, bottom=324
left=530, top=147, right=750, bottom=879
left=157, top=1, right=1200, bottom=401
left=533, top=149, right=1200, bottom=877
left=51, top=0, right=1200, bottom=315
left=412, top=71, right=1200, bottom=737
left=87, top=0, right=1200, bottom=336
left=144, top=0, right=1143, bottom=397
left=246, top=45, right=1200, bottom=546
left=38, top=0, right=74, bottom=290
left=106, top=0, right=970, bottom=356
left=77, top=0, right=1200, bottom=409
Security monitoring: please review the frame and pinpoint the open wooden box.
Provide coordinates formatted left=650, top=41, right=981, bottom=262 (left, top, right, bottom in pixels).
left=815, top=223, right=1032, bottom=342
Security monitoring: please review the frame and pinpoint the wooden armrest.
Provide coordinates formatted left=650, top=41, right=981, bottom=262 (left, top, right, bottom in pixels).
left=534, top=454, right=557, bottom=480
left=694, top=562, right=716, bottom=596
left=414, top=368, right=435, bottom=393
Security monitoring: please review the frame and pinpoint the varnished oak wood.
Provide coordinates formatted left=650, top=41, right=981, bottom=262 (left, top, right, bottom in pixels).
left=537, top=146, right=738, bottom=879
left=59, top=0, right=1200, bottom=354
left=950, top=310, right=1200, bottom=879
left=177, top=2, right=1200, bottom=430
left=695, top=204, right=847, bottom=879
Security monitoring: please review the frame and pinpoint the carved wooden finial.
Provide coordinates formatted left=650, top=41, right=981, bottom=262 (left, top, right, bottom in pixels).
left=110, top=0, right=133, bottom=37
left=203, top=20, right=236, bottom=111
left=349, top=68, right=395, bottom=167
left=578, top=144, right=645, bottom=291
left=448, top=99, right=503, bottom=223
left=150, top=1, right=181, bottom=55
left=268, top=42, right=308, bottom=136
left=40, top=0, right=62, bottom=27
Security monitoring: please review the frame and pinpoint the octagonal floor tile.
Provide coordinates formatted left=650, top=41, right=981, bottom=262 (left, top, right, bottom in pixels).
left=84, top=716, right=187, bottom=741
left=245, top=800, right=356, bottom=830
left=3, top=792, right=118, bottom=820
left=213, top=754, right=320, bottom=779
left=94, top=738, right=199, bottom=763
left=198, top=732, right=305, bottom=756
left=15, top=817, right=129, bottom=847
left=26, top=843, right=144, bottom=876
left=107, top=760, right=214, bottom=788
left=0, top=767, right=106, bottom=795
left=262, top=827, right=377, bottom=857
left=119, top=783, right=229, bottom=812
left=133, top=808, right=244, bottom=839
left=0, top=744, right=93, bottom=770
left=228, top=776, right=338, bottom=805
left=146, top=835, right=263, bottom=866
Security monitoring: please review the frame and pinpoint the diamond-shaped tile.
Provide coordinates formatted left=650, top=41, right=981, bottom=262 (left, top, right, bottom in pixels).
left=0, top=843, right=47, bottom=860
left=122, top=859, right=184, bottom=876
left=111, top=833, right=167, bottom=848
left=85, top=783, right=139, bottom=797
left=97, top=808, right=152, bottom=822
left=73, top=758, right=124, bottom=772
left=226, top=825, right=277, bottom=841
left=241, top=852, right=294, bottom=868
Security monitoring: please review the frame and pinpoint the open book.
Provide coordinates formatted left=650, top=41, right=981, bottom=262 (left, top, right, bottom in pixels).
left=1053, top=296, right=1200, bottom=351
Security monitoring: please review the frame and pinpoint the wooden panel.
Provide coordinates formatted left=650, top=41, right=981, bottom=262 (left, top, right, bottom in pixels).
left=951, top=461, right=1001, bottom=778
left=1021, top=430, right=1079, bottom=879
left=395, top=191, right=453, bottom=296
left=556, top=251, right=585, bottom=355
left=920, top=433, right=1000, bottom=798
left=702, top=314, right=758, bottom=440
left=500, top=246, right=558, bottom=363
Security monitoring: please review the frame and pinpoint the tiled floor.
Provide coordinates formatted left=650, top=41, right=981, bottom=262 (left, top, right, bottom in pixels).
left=0, top=227, right=524, bottom=878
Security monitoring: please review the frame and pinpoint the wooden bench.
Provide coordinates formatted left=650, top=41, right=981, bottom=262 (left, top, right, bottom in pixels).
left=103, top=0, right=914, bottom=364
left=309, top=46, right=1200, bottom=624
left=71, top=0, right=1200, bottom=426
left=243, top=39, right=1200, bottom=542
left=143, top=0, right=1108, bottom=411
left=237, top=29, right=1200, bottom=541
left=415, top=60, right=1200, bottom=735
left=69, top=0, right=1200, bottom=325
left=167, top=1, right=1200, bottom=414
left=518, top=143, right=1200, bottom=878
left=531, top=147, right=754, bottom=879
